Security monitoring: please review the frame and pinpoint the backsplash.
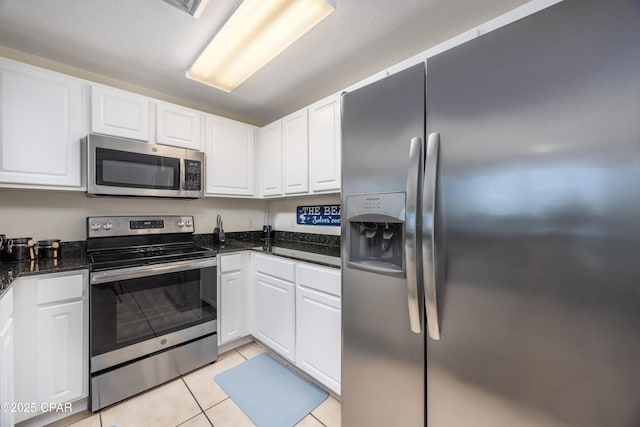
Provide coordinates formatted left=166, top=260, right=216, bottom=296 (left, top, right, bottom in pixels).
left=194, top=231, right=340, bottom=247
left=274, top=231, right=340, bottom=247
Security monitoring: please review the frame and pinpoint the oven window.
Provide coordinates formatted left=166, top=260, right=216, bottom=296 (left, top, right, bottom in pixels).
left=91, top=266, right=216, bottom=357
left=96, top=147, right=180, bottom=190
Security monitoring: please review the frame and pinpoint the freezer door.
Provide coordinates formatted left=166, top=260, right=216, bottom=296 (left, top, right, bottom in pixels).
left=426, top=0, right=640, bottom=426
left=341, top=63, right=426, bottom=427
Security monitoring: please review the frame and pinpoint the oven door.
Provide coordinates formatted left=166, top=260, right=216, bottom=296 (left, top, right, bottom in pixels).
left=90, top=258, right=217, bottom=373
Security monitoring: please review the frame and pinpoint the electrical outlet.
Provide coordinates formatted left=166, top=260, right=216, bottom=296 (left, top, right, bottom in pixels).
left=290, top=217, right=295, bottom=227
left=248, top=217, right=254, bottom=227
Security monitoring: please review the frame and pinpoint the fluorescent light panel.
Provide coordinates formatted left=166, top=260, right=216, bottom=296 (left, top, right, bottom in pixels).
left=187, top=0, right=336, bottom=92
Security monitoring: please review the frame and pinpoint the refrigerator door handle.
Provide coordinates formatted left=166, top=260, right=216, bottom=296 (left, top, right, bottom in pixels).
left=423, top=132, right=441, bottom=340
left=405, top=136, right=424, bottom=334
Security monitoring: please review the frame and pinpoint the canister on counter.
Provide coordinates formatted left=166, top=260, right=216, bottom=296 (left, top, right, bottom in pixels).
left=6, top=237, right=36, bottom=262
left=0, top=234, right=6, bottom=262
left=37, top=240, right=62, bottom=259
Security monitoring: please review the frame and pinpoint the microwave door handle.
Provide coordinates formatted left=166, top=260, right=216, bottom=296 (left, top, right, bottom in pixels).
left=180, top=158, right=186, bottom=192
left=90, top=258, right=217, bottom=285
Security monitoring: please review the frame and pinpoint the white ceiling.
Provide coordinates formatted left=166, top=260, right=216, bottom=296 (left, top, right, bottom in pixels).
left=0, top=0, right=529, bottom=126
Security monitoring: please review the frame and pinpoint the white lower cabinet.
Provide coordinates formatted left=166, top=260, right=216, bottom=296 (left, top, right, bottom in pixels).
left=253, top=272, right=296, bottom=362
left=222, top=251, right=342, bottom=393
left=295, top=263, right=341, bottom=394
left=13, top=270, right=88, bottom=424
left=0, top=288, right=15, bottom=427
left=36, top=300, right=84, bottom=405
left=218, top=253, right=250, bottom=345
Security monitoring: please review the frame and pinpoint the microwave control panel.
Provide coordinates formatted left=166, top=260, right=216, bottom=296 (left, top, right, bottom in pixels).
left=184, top=160, right=202, bottom=191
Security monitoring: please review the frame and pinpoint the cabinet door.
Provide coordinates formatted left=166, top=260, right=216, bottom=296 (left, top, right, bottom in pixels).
left=259, top=121, right=283, bottom=196
left=296, top=286, right=341, bottom=394
left=205, top=115, right=255, bottom=196
left=0, top=58, right=82, bottom=187
left=0, top=319, right=14, bottom=427
left=309, top=95, right=341, bottom=192
left=253, top=272, right=295, bottom=361
left=282, top=109, right=309, bottom=194
left=36, top=300, right=83, bottom=405
left=91, top=85, right=150, bottom=141
left=220, top=271, right=247, bottom=344
left=156, top=102, right=202, bottom=150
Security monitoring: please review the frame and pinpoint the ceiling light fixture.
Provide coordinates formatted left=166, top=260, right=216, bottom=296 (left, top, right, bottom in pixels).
left=186, top=0, right=336, bottom=92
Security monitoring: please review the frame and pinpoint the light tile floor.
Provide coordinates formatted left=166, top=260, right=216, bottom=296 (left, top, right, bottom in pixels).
left=49, top=342, right=341, bottom=427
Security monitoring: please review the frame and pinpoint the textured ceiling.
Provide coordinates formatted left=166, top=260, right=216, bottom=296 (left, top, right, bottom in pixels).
left=0, top=0, right=530, bottom=126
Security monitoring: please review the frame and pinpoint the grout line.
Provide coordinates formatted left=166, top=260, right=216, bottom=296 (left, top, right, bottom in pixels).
left=202, top=409, right=215, bottom=427
left=181, top=376, right=207, bottom=413
left=310, top=413, right=327, bottom=426
left=176, top=411, right=207, bottom=427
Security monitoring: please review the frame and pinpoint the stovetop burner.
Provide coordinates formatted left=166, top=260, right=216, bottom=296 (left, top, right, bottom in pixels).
left=89, top=243, right=216, bottom=271
left=86, top=215, right=216, bottom=271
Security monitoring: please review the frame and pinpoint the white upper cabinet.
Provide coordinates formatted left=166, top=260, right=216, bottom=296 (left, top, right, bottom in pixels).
left=156, top=101, right=202, bottom=150
left=204, top=114, right=255, bottom=196
left=309, top=94, right=341, bottom=193
left=0, top=58, right=82, bottom=188
left=257, top=94, right=341, bottom=198
left=259, top=121, right=283, bottom=196
left=91, top=84, right=150, bottom=141
left=282, top=109, right=309, bottom=194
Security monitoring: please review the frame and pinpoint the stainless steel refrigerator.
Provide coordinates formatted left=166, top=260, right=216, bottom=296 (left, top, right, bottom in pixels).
left=340, top=0, right=640, bottom=426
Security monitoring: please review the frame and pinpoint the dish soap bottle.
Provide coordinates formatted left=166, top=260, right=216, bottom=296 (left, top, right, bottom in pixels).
left=261, top=210, right=272, bottom=242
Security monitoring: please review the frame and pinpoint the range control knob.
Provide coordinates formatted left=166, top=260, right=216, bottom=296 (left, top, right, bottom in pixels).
left=185, top=220, right=193, bottom=227
left=177, top=221, right=185, bottom=227
left=103, top=222, right=113, bottom=230
left=91, top=223, right=102, bottom=230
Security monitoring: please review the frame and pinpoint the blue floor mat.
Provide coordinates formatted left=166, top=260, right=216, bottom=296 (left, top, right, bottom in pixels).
left=215, top=353, right=328, bottom=427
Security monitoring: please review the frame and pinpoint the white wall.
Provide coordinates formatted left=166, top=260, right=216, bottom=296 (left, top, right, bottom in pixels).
left=267, top=194, right=341, bottom=236
left=0, top=189, right=266, bottom=241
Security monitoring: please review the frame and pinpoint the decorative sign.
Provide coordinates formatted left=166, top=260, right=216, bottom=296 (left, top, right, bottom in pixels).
left=297, top=205, right=341, bottom=226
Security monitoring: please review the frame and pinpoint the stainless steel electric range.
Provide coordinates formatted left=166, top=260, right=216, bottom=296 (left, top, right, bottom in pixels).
left=87, top=215, right=217, bottom=411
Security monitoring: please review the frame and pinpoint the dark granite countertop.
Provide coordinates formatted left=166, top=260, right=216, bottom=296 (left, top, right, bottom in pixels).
left=195, top=231, right=341, bottom=268
left=1, top=232, right=341, bottom=299
left=212, top=239, right=341, bottom=268
left=0, top=251, right=89, bottom=298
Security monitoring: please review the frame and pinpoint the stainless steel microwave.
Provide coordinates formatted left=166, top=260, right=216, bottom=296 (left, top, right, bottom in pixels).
left=87, top=134, right=205, bottom=198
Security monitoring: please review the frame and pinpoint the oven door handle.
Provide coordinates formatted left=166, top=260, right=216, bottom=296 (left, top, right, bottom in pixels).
left=90, top=258, right=217, bottom=285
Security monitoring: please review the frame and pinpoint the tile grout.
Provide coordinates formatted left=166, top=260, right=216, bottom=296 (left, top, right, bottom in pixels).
left=179, top=376, right=210, bottom=426
left=311, top=413, right=327, bottom=427
left=181, top=376, right=207, bottom=413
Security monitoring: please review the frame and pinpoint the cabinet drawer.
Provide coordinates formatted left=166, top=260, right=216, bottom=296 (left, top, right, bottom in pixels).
left=37, top=273, right=84, bottom=305
left=296, top=263, right=341, bottom=296
left=253, top=253, right=295, bottom=282
left=220, top=253, right=243, bottom=273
